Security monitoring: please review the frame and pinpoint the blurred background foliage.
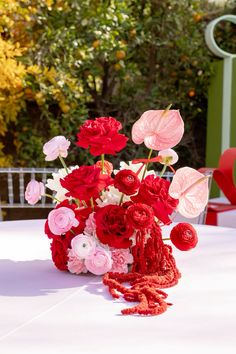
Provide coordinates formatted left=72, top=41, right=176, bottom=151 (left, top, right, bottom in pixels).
left=0, top=0, right=235, bottom=169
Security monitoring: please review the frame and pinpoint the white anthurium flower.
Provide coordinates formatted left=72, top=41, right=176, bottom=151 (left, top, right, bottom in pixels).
left=158, top=149, right=179, bottom=165
left=46, top=166, right=79, bottom=202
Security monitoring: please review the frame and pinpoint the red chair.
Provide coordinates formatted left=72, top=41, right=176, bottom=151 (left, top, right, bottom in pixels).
left=202, top=148, right=236, bottom=225
left=213, top=148, right=236, bottom=205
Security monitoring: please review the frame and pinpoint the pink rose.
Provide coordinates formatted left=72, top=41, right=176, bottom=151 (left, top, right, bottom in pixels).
left=48, top=207, right=79, bottom=235
left=71, top=234, right=96, bottom=259
left=111, top=249, right=133, bottom=273
left=85, top=247, right=112, bottom=275
left=43, top=136, right=70, bottom=161
left=67, top=249, right=87, bottom=274
left=25, top=180, right=45, bottom=205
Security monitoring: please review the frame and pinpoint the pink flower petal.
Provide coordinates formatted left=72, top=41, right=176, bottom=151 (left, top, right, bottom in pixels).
left=132, top=110, right=184, bottom=150
left=169, top=167, right=209, bottom=218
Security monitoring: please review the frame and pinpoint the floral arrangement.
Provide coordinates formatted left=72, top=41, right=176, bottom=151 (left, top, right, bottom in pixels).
left=25, top=108, right=209, bottom=316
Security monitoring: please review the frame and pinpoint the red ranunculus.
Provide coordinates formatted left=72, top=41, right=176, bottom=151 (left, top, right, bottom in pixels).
left=131, top=175, right=178, bottom=225
left=60, top=165, right=113, bottom=202
left=126, top=203, right=154, bottom=230
left=170, top=223, right=198, bottom=251
left=114, top=169, right=140, bottom=195
left=76, top=117, right=128, bottom=156
left=95, top=205, right=133, bottom=248
left=50, top=236, right=68, bottom=271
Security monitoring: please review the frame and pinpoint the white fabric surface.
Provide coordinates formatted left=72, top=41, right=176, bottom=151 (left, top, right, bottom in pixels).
left=0, top=219, right=236, bottom=354
left=209, top=197, right=236, bottom=228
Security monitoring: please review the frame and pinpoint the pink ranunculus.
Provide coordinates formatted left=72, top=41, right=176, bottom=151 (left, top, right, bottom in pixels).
left=85, top=247, right=112, bottom=275
left=67, top=249, right=87, bottom=274
left=132, top=110, right=184, bottom=150
left=71, top=234, right=96, bottom=259
left=111, top=249, right=133, bottom=273
left=25, top=180, right=45, bottom=205
left=169, top=167, right=209, bottom=218
left=158, top=148, right=179, bottom=165
left=48, top=207, right=79, bottom=235
left=43, top=136, right=70, bottom=161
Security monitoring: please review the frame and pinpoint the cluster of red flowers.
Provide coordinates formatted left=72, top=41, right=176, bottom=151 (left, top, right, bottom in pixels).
left=25, top=112, right=206, bottom=316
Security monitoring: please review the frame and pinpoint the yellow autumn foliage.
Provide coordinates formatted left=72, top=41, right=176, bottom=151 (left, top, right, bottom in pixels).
left=0, top=38, right=26, bottom=135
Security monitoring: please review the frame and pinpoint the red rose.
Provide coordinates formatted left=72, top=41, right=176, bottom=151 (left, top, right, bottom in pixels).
left=170, top=223, right=198, bottom=251
left=50, top=237, right=68, bottom=271
left=60, top=165, right=113, bottom=202
left=114, top=169, right=140, bottom=195
left=126, top=203, right=154, bottom=230
left=76, top=117, right=128, bottom=156
left=95, top=205, right=133, bottom=248
left=131, top=175, right=178, bottom=224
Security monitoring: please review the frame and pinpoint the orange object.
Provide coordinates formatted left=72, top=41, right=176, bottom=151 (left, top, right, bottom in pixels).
left=115, top=50, right=126, bottom=60
left=188, top=89, right=196, bottom=97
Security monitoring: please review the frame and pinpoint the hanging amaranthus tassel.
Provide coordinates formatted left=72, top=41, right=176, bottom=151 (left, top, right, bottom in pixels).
left=103, top=221, right=181, bottom=316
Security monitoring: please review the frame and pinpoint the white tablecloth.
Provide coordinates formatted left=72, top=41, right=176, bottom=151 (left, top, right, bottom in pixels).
left=0, top=220, right=236, bottom=354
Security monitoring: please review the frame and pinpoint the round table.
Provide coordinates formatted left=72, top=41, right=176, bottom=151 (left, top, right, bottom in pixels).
left=0, top=220, right=236, bottom=354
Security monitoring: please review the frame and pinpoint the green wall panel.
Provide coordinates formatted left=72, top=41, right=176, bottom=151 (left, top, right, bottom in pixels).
left=206, top=60, right=223, bottom=197
left=206, top=58, right=236, bottom=197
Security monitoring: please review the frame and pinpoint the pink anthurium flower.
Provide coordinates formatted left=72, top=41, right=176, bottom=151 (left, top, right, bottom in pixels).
left=131, top=110, right=184, bottom=150
left=168, top=167, right=209, bottom=218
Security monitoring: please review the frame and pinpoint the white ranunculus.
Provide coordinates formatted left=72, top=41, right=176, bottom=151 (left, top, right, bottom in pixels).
left=158, top=149, right=179, bottom=165
left=71, top=234, right=96, bottom=259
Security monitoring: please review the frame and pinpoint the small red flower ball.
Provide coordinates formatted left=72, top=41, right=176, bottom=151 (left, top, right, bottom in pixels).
left=114, top=169, right=140, bottom=195
left=170, top=223, right=198, bottom=251
left=126, top=203, right=154, bottom=230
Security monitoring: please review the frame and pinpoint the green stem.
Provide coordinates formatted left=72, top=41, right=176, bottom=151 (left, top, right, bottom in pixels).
left=141, top=149, right=153, bottom=180
left=119, top=193, right=124, bottom=206
left=59, top=155, right=69, bottom=174
left=160, top=164, right=167, bottom=177
left=75, top=199, right=81, bottom=207
left=101, top=154, right=105, bottom=174
left=44, top=193, right=61, bottom=203
left=162, top=237, right=170, bottom=241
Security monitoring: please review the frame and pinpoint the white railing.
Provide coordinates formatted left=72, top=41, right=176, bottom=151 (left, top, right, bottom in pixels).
left=0, top=168, right=58, bottom=220
left=0, top=168, right=213, bottom=224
